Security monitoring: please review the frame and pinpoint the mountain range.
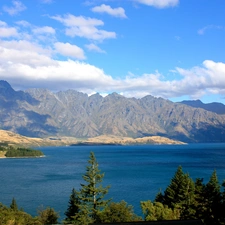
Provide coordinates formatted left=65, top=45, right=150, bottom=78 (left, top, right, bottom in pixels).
left=1, top=80, right=225, bottom=143
left=179, top=100, right=225, bottom=115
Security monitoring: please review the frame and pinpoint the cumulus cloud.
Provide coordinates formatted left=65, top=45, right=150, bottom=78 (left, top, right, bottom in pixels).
left=91, top=4, right=127, bottom=18
left=198, top=25, right=223, bottom=35
left=135, top=0, right=179, bottom=8
left=1, top=38, right=225, bottom=100
left=3, top=1, right=27, bottom=16
left=32, top=26, right=55, bottom=35
left=51, top=14, right=116, bottom=41
left=85, top=43, right=106, bottom=53
left=0, top=11, right=224, bottom=100
left=0, top=21, right=18, bottom=38
left=54, top=42, right=86, bottom=59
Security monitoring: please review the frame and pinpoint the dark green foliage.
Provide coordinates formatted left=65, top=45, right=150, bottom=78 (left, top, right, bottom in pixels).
left=64, top=188, right=80, bottom=223
left=193, top=178, right=206, bottom=219
left=65, top=151, right=111, bottom=224
left=156, top=166, right=196, bottom=219
left=203, top=170, right=222, bottom=224
left=79, top=152, right=110, bottom=218
left=220, top=180, right=225, bottom=224
left=98, top=200, right=142, bottom=223
left=5, top=147, right=44, bottom=157
left=153, top=167, right=225, bottom=224
left=37, top=206, right=59, bottom=224
left=10, top=198, right=18, bottom=211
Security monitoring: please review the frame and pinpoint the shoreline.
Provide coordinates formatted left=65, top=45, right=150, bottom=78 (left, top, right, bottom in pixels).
left=0, top=155, right=46, bottom=159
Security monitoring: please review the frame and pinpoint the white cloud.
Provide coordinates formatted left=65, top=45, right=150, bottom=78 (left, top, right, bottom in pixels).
left=0, top=40, right=54, bottom=66
left=0, top=20, right=224, bottom=100
left=32, top=26, right=55, bottom=35
left=91, top=4, right=127, bottom=18
left=15, top=20, right=31, bottom=27
left=85, top=43, right=106, bottom=53
left=3, top=1, right=26, bottom=16
left=135, top=0, right=179, bottom=8
left=1, top=38, right=225, bottom=100
left=54, top=42, right=86, bottom=60
left=0, top=21, right=18, bottom=37
left=51, top=14, right=116, bottom=41
left=198, top=25, right=223, bottom=35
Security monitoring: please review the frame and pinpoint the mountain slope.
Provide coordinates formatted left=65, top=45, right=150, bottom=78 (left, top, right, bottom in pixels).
left=1, top=80, right=225, bottom=143
left=179, top=100, right=225, bottom=115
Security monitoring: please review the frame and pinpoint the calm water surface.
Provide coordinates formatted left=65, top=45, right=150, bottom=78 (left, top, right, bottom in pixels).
left=0, top=143, right=225, bottom=219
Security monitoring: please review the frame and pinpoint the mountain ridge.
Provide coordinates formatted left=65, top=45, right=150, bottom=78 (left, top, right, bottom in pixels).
left=1, top=80, right=225, bottom=143
left=179, top=100, right=225, bottom=115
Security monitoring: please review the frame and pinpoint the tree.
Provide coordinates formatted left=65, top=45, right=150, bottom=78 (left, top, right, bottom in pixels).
left=141, top=200, right=180, bottom=221
left=193, top=178, right=206, bottom=220
left=98, top=200, right=142, bottom=223
left=66, top=151, right=111, bottom=224
left=156, top=166, right=195, bottom=219
left=37, top=206, right=59, bottom=225
left=10, top=197, right=18, bottom=211
left=220, top=180, right=225, bottom=223
left=64, top=188, right=80, bottom=223
left=203, top=170, right=222, bottom=224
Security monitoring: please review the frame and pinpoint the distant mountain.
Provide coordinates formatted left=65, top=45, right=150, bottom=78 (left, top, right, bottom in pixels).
left=1, top=80, right=225, bottom=143
left=179, top=100, right=225, bottom=115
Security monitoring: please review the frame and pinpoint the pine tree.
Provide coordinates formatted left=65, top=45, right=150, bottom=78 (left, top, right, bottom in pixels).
left=193, top=178, right=206, bottom=220
left=64, top=188, right=80, bottom=223
left=66, top=152, right=111, bottom=224
left=78, top=151, right=110, bottom=222
left=204, top=170, right=222, bottom=224
left=159, top=166, right=195, bottom=219
left=220, top=180, right=225, bottom=223
left=10, top=197, right=18, bottom=211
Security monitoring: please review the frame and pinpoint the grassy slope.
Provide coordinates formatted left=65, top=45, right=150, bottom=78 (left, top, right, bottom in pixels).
left=0, top=129, right=185, bottom=148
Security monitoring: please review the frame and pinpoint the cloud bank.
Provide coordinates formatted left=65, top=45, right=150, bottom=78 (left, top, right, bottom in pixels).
left=0, top=34, right=225, bottom=99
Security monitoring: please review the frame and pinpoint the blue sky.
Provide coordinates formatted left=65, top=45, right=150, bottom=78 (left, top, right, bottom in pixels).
left=0, top=0, right=225, bottom=103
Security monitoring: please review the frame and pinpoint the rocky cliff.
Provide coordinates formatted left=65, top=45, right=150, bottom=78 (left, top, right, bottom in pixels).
left=1, top=80, right=225, bottom=143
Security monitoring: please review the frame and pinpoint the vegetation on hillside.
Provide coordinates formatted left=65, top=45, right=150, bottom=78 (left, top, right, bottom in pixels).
left=1, top=152, right=225, bottom=224
left=0, top=144, right=44, bottom=158
left=0, top=199, right=59, bottom=225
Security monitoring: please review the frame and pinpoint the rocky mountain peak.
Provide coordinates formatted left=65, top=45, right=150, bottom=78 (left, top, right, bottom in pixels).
left=1, top=81, right=225, bottom=142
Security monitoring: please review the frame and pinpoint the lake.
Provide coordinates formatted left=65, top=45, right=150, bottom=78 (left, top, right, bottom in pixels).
left=0, top=143, right=225, bottom=220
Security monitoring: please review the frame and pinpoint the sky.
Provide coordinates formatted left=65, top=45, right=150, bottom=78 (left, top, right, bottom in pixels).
left=0, top=0, right=225, bottom=103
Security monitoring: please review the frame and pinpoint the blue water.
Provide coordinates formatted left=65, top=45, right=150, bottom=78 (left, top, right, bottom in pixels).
left=0, top=143, right=225, bottom=220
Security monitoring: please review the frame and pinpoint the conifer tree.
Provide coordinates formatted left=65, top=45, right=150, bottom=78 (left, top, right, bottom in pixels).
left=193, top=178, right=206, bottom=219
left=158, top=166, right=195, bottom=219
left=66, top=152, right=110, bottom=224
left=204, top=170, right=222, bottom=224
left=64, top=188, right=80, bottom=223
left=10, top=197, right=18, bottom=211
left=78, top=151, right=110, bottom=222
left=220, top=180, right=225, bottom=223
